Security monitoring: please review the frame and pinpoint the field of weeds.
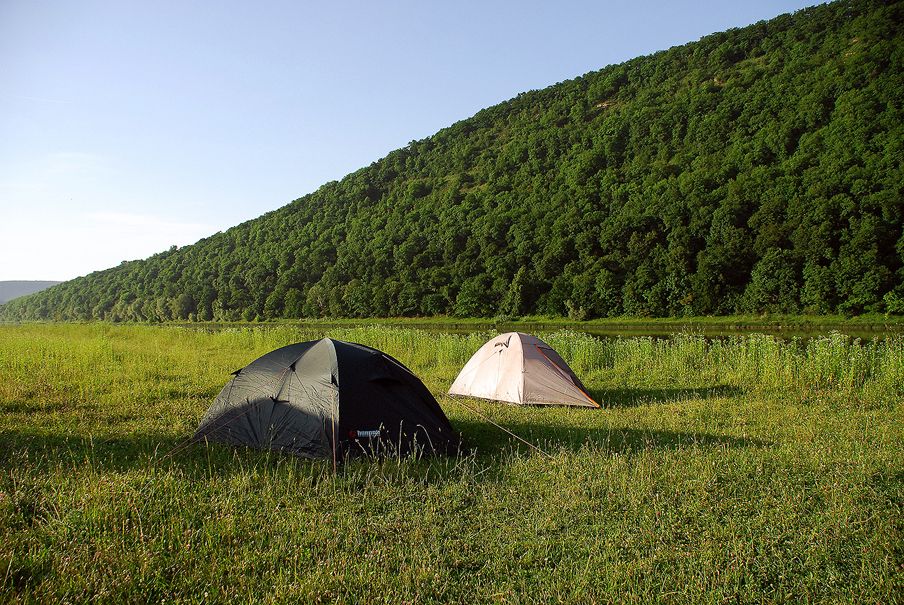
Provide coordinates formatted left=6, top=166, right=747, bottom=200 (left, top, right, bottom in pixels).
left=1, top=324, right=902, bottom=603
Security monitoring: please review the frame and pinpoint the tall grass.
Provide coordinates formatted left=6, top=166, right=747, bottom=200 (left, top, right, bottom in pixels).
left=539, top=329, right=904, bottom=396
left=1, top=324, right=901, bottom=603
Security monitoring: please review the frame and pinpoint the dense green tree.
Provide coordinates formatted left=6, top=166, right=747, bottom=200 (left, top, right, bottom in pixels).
left=742, top=248, right=801, bottom=313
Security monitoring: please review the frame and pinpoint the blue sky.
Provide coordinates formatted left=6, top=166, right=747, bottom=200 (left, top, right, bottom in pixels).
left=1, top=0, right=818, bottom=281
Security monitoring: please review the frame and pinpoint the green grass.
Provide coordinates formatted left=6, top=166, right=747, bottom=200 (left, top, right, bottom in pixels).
left=1, top=324, right=902, bottom=603
left=196, top=312, right=904, bottom=335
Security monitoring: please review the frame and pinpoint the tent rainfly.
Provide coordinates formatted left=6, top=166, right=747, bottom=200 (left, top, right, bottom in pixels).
left=448, top=332, right=599, bottom=408
left=194, top=338, right=458, bottom=458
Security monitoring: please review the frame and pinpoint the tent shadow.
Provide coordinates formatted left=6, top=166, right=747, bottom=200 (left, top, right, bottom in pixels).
left=590, top=384, right=744, bottom=408
left=0, top=429, right=325, bottom=477
left=451, top=418, right=767, bottom=457
left=2, top=410, right=767, bottom=476
left=2, top=427, right=470, bottom=476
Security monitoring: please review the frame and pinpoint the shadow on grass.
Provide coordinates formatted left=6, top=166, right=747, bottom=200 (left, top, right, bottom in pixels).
left=590, top=384, right=744, bottom=408
left=0, top=430, right=282, bottom=477
left=452, top=418, right=767, bottom=457
left=1, top=429, right=469, bottom=476
left=1, top=407, right=766, bottom=476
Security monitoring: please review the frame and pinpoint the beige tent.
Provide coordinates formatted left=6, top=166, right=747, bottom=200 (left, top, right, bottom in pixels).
left=448, top=332, right=599, bottom=407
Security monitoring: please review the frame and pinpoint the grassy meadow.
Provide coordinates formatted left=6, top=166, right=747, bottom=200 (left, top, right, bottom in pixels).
left=1, top=324, right=902, bottom=603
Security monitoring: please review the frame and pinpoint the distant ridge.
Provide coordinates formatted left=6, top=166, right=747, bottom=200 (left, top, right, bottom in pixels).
left=2, top=0, right=902, bottom=321
left=0, top=281, right=61, bottom=304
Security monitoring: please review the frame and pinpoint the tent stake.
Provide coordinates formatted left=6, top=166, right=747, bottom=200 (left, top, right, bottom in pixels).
left=331, top=403, right=337, bottom=476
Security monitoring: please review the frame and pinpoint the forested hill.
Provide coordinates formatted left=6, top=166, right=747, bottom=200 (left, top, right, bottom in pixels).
left=4, top=0, right=903, bottom=322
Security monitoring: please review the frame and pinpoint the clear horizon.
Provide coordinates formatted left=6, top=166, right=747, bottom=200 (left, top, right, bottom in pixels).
left=1, top=0, right=817, bottom=281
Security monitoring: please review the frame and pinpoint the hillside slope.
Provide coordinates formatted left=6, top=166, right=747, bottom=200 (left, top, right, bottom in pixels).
left=4, top=0, right=902, bottom=321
